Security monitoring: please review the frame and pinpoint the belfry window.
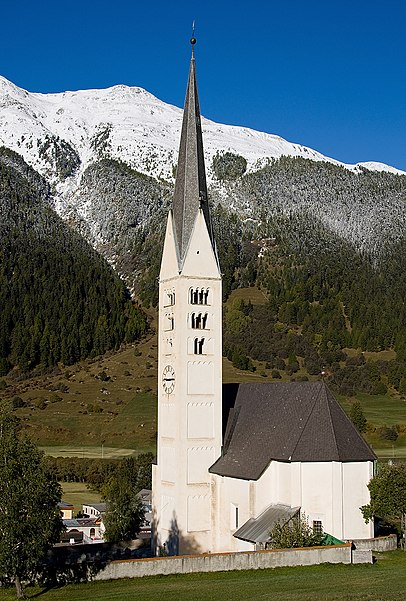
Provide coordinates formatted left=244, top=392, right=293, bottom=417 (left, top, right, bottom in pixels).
left=164, top=313, right=174, bottom=331
left=190, top=288, right=209, bottom=305
left=164, top=289, right=175, bottom=307
left=191, top=312, right=208, bottom=329
left=194, top=337, right=205, bottom=355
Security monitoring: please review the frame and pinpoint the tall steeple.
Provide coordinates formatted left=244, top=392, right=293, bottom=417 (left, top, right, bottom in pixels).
left=172, top=36, right=215, bottom=265
left=153, top=33, right=223, bottom=556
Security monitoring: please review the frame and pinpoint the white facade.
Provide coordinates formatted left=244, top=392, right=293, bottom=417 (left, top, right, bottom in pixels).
left=212, top=460, right=374, bottom=552
left=152, top=209, right=223, bottom=554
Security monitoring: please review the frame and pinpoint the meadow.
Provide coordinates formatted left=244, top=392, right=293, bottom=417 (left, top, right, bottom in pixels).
left=1, top=288, right=405, bottom=459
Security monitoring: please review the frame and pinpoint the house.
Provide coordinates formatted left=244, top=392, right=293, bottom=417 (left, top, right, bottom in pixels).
left=62, top=517, right=104, bottom=544
left=151, top=37, right=376, bottom=556
left=58, top=501, right=74, bottom=520
left=82, top=502, right=107, bottom=518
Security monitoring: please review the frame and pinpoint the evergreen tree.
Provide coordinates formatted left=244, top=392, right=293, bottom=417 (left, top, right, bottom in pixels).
left=349, top=402, right=368, bottom=433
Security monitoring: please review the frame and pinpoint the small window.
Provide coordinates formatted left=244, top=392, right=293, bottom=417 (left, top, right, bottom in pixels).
left=90, top=528, right=95, bottom=538
left=313, top=520, right=323, bottom=535
left=164, top=313, right=174, bottom=331
left=194, top=337, right=205, bottom=355
left=230, top=503, right=239, bottom=529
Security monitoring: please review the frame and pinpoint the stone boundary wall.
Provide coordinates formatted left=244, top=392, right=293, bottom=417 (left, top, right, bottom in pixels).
left=351, top=534, right=397, bottom=552
left=94, top=543, right=356, bottom=581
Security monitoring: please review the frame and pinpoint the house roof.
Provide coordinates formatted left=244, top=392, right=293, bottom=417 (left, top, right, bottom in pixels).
left=234, top=504, right=300, bottom=544
left=58, top=501, right=74, bottom=509
left=209, top=381, right=376, bottom=480
left=64, top=518, right=100, bottom=528
left=137, top=489, right=152, bottom=503
left=83, top=503, right=107, bottom=513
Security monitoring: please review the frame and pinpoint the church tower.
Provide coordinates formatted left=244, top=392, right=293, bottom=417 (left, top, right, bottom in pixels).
left=152, top=37, right=222, bottom=554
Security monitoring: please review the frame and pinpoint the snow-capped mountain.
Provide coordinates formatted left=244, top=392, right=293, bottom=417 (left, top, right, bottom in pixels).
left=1, top=74, right=405, bottom=296
left=0, top=74, right=404, bottom=200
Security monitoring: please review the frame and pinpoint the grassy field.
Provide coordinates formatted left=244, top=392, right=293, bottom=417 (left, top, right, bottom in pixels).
left=1, top=341, right=158, bottom=453
left=60, top=482, right=101, bottom=512
left=41, top=446, right=138, bottom=458
left=1, top=550, right=405, bottom=601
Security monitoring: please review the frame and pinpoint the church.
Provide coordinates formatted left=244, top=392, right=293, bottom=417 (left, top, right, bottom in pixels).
left=151, top=38, right=376, bottom=555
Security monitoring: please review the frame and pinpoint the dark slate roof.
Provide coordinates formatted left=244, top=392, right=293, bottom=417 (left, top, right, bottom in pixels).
left=233, top=504, right=300, bottom=544
left=172, top=45, right=215, bottom=265
left=209, top=381, right=376, bottom=480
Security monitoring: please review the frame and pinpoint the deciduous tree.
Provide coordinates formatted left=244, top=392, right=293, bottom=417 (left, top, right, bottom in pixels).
left=102, top=456, right=147, bottom=543
left=361, top=464, right=406, bottom=537
left=0, top=406, right=63, bottom=598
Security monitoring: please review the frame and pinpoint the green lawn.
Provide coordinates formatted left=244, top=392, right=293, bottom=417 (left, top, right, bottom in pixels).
left=60, top=482, right=101, bottom=512
left=2, top=551, right=405, bottom=601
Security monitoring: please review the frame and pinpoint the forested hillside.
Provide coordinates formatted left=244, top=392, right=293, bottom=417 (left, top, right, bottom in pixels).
left=0, top=148, right=147, bottom=375
left=1, top=146, right=405, bottom=393
left=128, top=154, right=405, bottom=393
left=214, top=156, right=406, bottom=394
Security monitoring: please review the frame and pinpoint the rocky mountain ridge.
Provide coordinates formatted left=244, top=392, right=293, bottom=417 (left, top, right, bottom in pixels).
left=0, top=75, right=405, bottom=296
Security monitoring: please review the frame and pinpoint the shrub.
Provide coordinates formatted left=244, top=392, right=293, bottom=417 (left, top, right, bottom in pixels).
left=11, top=396, right=25, bottom=409
left=269, top=514, right=324, bottom=549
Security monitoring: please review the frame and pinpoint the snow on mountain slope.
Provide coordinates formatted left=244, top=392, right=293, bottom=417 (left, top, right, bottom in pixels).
left=0, top=74, right=404, bottom=201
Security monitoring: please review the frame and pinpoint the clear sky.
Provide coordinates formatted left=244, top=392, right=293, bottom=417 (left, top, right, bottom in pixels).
left=2, top=0, right=406, bottom=170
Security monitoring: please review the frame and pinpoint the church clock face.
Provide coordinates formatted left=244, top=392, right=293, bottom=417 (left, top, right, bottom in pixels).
left=162, top=365, right=175, bottom=394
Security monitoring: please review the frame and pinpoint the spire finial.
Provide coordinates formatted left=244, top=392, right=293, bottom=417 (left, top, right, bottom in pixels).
left=190, top=20, right=196, bottom=55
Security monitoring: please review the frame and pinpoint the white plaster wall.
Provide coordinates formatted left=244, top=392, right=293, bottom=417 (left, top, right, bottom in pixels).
left=153, top=209, right=223, bottom=555
left=342, top=462, right=374, bottom=539
left=214, top=459, right=375, bottom=549
left=213, top=474, right=254, bottom=552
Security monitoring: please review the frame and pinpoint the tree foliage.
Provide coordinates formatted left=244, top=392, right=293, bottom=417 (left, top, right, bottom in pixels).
left=361, top=464, right=406, bottom=527
left=269, top=514, right=324, bottom=549
left=212, top=151, right=247, bottom=181
left=0, top=405, right=63, bottom=597
left=102, top=455, right=151, bottom=543
left=349, top=402, right=368, bottom=433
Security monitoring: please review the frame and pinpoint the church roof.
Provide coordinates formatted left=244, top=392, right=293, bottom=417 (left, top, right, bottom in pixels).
left=209, top=381, right=376, bottom=480
left=172, top=41, right=215, bottom=265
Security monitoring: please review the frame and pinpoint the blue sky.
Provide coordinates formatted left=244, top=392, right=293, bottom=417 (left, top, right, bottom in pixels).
left=2, top=0, right=406, bottom=170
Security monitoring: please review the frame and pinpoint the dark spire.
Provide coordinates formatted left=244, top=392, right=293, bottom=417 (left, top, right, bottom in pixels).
left=172, top=35, right=215, bottom=264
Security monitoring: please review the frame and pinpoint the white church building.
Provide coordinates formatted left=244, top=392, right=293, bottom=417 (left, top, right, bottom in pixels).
left=151, top=38, right=376, bottom=555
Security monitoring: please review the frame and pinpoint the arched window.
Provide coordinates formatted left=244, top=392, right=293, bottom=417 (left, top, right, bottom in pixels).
left=164, top=289, right=176, bottom=307
left=90, top=527, right=96, bottom=538
left=190, top=312, right=208, bottom=329
left=194, top=337, right=205, bottom=354
left=164, top=313, right=174, bottom=331
left=190, top=288, right=210, bottom=305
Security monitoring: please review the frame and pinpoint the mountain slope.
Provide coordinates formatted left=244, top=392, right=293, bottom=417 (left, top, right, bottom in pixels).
left=0, top=148, right=147, bottom=374
left=0, top=75, right=403, bottom=196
